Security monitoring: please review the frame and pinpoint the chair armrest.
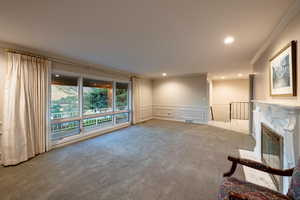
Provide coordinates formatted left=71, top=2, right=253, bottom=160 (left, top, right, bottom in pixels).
left=223, top=156, right=294, bottom=177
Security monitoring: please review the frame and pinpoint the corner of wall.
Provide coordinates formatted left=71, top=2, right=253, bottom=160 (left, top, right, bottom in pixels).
left=151, top=74, right=209, bottom=124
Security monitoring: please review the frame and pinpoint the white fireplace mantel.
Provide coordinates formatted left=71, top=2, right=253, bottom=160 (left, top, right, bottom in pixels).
left=252, top=100, right=300, bottom=110
left=252, top=100, right=300, bottom=193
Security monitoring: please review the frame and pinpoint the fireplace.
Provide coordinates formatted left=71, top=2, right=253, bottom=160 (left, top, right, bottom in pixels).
left=261, top=123, right=284, bottom=191
left=253, top=100, right=298, bottom=193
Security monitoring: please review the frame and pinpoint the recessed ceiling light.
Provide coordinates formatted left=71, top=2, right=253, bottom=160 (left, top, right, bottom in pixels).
left=162, top=73, right=167, bottom=77
left=224, top=36, right=235, bottom=44
left=55, top=74, right=60, bottom=77
left=221, top=76, right=225, bottom=79
left=238, top=73, right=243, bottom=77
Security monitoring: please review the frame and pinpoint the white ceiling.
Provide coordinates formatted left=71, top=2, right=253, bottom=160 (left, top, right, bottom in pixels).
left=0, top=0, right=295, bottom=78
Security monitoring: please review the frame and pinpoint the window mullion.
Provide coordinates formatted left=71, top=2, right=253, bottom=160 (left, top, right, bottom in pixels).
left=47, top=71, right=52, bottom=151
left=79, top=76, right=83, bottom=133
left=128, top=81, right=132, bottom=123
left=113, top=81, right=116, bottom=125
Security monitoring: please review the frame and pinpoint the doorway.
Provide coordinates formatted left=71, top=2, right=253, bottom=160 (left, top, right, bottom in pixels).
left=208, top=77, right=250, bottom=134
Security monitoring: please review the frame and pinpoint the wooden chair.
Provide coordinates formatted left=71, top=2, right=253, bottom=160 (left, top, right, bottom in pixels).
left=218, top=156, right=299, bottom=200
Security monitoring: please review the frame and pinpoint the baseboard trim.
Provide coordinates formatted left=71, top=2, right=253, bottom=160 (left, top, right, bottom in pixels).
left=139, top=117, right=153, bottom=122
left=152, top=104, right=209, bottom=123
left=153, top=117, right=208, bottom=125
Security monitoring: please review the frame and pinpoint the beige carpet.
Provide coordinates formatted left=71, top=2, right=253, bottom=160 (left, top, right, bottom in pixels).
left=0, top=119, right=254, bottom=200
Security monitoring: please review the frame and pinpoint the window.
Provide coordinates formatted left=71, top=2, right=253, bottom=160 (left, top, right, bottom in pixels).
left=83, top=115, right=113, bottom=131
left=51, top=74, right=79, bottom=120
left=51, top=121, right=80, bottom=141
left=50, top=73, right=131, bottom=144
left=50, top=74, right=80, bottom=141
left=116, top=82, right=129, bottom=111
left=83, top=79, right=113, bottom=115
left=115, top=112, right=129, bottom=124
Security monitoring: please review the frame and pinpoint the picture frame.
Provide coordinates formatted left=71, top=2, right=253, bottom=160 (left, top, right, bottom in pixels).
left=269, top=41, right=297, bottom=96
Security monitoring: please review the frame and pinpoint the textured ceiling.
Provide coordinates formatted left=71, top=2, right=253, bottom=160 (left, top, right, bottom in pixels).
left=0, top=0, right=295, bottom=78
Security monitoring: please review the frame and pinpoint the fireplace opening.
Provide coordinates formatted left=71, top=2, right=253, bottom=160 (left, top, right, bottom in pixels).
left=261, top=123, right=283, bottom=191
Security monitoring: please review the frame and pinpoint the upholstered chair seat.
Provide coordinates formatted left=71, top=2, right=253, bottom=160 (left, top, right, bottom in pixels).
left=219, top=177, right=291, bottom=200
left=218, top=156, right=298, bottom=200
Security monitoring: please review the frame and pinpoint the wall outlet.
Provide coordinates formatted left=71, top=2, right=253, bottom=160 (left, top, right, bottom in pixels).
left=185, top=120, right=194, bottom=123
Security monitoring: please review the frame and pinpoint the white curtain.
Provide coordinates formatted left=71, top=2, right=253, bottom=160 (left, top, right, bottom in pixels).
left=2, top=53, right=50, bottom=166
left=132, top=77, right=141, bottom=124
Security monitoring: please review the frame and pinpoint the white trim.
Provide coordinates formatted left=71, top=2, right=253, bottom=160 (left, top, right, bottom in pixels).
left=152, top=104, right=209, bottom=123
left=79, top=76, right=83, bottom=133
left=82, top=110, right=129, bottom=120
left=113, top=81, right=117, bottom=125
left=138, top=117, right=153, bottom=123
left=52, top=69, right=130, bottom=83
left=153, top=117, right=207, bottom=125
left=140, top=105, right=153, bottom=122
left=152, top=104, right=209, bottom=109
left=46, top=66, right=51, bottom=151
left=127, top=81, right=132, bottom=111
left=128, top=81, right=132, bottom=122
left=252, top=100, right=300, bottom=110
left=250, top=1, right=300, bottom=65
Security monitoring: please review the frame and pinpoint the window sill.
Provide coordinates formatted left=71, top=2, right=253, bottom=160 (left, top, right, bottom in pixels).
left=50, top=122, right=130, bottom=149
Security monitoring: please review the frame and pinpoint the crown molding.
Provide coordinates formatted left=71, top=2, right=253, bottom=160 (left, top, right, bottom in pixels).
left=250, top=0, right=300, bottom=65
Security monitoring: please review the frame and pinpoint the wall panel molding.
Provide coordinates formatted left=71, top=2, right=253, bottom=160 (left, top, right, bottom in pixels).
left=152, top=104, right=209, bottom=124
left=140, top=105, right=153, bottom=122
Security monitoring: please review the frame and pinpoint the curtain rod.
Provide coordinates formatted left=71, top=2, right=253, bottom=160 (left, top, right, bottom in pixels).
left=3, top=47, right=132, bottom=76
left=3, top=48, right=81, bottom=66
left=4, top=48, right=105, bottom=68
left=5, top=48, right=50, bottom=60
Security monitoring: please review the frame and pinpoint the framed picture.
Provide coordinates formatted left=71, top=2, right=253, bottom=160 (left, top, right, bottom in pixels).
left=270, top=41, right=297, bottom=96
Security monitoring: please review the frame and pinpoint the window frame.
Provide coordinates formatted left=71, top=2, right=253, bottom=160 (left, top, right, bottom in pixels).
left=115, top=82, right=130, bottom=111
left=82, top=78, right=114, bottom=116
left=49, top=70, right=131, bottom=147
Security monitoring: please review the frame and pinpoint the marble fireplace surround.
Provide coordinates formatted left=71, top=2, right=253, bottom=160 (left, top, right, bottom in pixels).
left=253, top=100, right=300, bottom=193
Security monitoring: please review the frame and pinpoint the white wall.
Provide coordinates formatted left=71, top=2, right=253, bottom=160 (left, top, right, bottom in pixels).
left=52, top=61, right=130, bottom=82
left=152, top=74, right=209, bottom=123
left=211, top=79, right=249, bottom=121
left=139, top=78, right=153, bottom=122
left=253, top=11, right=300, bottom=101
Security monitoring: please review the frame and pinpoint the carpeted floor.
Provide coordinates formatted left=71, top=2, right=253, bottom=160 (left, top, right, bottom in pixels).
left=0, top=119, right=255, bottom=200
